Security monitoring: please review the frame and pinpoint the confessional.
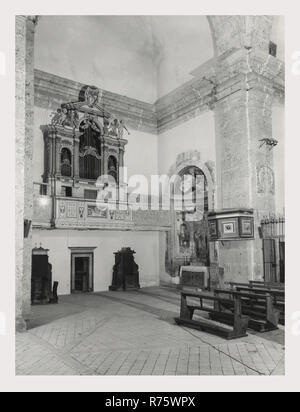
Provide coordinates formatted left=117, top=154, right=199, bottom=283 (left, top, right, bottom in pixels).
left=110, top=248, right=140, bottom=291
left=31, top=246, right=53, bottom=304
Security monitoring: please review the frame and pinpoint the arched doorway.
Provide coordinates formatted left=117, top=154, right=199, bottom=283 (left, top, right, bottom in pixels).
left=167, top=165, right=210, bottom=276
left=176, top=165, right=209, bottom=263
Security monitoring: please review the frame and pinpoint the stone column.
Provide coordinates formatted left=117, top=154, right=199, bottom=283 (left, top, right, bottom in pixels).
left=213, top=49, right=280, bottom=282
left=100, top=138, right=105, bottom=176
left=16, top=16, right=38, bottom=331
left=73, top=134, right=80, bottom=179
left=118, top=147, right=125, bottom=183
left=103, top=144, right=108, bottom=175
left=208, top=15, right=273, bottom=57
left=55, top=135, right=61, bottom=177
left=208, top=16, right=281, bottom=282
left=47, top=135, right=53, bottom=177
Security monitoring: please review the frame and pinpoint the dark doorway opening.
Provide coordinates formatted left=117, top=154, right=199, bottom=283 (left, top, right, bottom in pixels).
left=71, top=253, right=94, bottom=293
left=263, top=239, right=277, bottom=283
left=279, top=241, right=285, bottom=283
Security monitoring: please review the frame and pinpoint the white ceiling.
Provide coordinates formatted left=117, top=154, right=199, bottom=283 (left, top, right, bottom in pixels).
left=35, top=15, right=284, bottom=104
left=35, top=15, right=213, bottom=103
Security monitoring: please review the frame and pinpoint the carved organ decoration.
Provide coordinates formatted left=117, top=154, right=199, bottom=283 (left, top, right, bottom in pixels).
left=79, top=114, right=102, bottom=180
left=43, top=85, right=128, bottom=189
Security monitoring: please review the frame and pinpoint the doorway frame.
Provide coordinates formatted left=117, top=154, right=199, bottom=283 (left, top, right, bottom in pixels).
left=68, top=247, right=97, bottom=294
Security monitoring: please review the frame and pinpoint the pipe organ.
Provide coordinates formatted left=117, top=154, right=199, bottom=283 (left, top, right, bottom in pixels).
left=42, top=86, right=128, bottom=202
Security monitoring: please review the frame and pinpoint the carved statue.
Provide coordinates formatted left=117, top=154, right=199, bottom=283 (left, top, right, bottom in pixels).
left=194, top=228, right=206, bottom=260
left=109, top=119, right=120, bottom=137
left=84, top=87, right=100, bottom=108
left=70, top=109, right=80, bottom=130
left=80, top=113, right=103, bottom=134
left=118, top=120, right=130, bottom=139
left=51, top=107, right=68, bottom=126
left=51, top=107, right=80, bottom=130
left=103, top=118, right=111, bottom=135
left=178, top=223, right=190, bottom=249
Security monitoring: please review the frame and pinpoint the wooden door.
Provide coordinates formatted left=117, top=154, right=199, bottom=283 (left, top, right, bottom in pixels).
left=279, top=241, right=285, bottom=284
left=263, top=239, right=277, bottom=283
left=71, top=253, right=93, bottom=293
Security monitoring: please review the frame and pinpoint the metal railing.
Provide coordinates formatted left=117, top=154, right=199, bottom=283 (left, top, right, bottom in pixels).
left=260, top=214, right=285, bottom=240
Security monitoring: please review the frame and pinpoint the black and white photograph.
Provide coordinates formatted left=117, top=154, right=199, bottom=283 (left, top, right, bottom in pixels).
left=1, top=0, right=300, bottom=394
left=15, top=13, right=285, bottom=377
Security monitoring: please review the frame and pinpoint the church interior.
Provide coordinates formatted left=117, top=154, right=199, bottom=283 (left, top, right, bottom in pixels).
left=15, top=15, right=285, bottom=375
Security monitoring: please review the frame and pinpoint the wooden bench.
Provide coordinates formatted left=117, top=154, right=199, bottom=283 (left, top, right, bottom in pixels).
left=213, top=289, right=280, bottom=332
left=226, top=282, right=285, bottom=325
left=174, top=291, right=249, bottom=340
left=250, top=281, right=284, bottom=290
left=233, top=285, right=285, bottom=325
left=226, top=281, right=284, bottom=291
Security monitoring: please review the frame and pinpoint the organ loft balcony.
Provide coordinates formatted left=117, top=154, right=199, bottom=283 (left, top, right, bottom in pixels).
left=33, top=182, right=172, bottom=231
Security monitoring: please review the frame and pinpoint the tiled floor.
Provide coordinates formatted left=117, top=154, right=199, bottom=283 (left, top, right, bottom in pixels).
left=16, top=287, right=285, bottom=376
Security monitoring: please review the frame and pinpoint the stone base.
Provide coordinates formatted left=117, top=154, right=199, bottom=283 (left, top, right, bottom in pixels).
left=15, top=316, right=30, bottom=332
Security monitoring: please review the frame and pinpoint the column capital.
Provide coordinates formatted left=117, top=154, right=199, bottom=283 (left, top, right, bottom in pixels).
left=213, top=49, right=284, bottom=105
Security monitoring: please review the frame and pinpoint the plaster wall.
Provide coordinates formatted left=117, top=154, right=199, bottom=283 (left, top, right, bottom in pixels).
left=32, top=229, right=161, bottom=294
left=157, top=111, right=216, bottom=177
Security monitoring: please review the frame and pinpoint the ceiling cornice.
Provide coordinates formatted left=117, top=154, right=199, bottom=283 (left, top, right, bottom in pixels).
left=34, top=50, right=284, bottom=136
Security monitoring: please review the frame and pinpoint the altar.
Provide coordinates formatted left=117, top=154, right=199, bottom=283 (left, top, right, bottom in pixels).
left=179, top=265, right=209, bottom=290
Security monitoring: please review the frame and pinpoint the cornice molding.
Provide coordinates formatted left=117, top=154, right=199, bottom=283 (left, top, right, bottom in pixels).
left=156, top=49, right=284, bottom=133
left=155, top=76, right=216, bottom=134
left=34, top=70, right=157, bottom=134
left=34, top=49, right=284, bottom=136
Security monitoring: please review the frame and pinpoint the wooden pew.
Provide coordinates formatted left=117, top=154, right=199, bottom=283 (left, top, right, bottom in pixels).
left=213, top=289, right=280, bottom=332
left=231, top=284, right=285, bottom=326
left=226, top=281, right=284, bottom=291
left=250, top=280, right=284, bottom=290
left=174, top=291, right=249, bottom=340
left=225, top=281, right=285, bottom=325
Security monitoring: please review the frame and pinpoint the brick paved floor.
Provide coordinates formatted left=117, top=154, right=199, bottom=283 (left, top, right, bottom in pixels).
left=16, top=287, right=285, bottom=376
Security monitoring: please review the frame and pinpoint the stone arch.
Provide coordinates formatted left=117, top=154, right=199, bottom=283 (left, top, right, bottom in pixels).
left=168, top=150, right=216, bottom=210
left=165, top=150, right=215, bottom=277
